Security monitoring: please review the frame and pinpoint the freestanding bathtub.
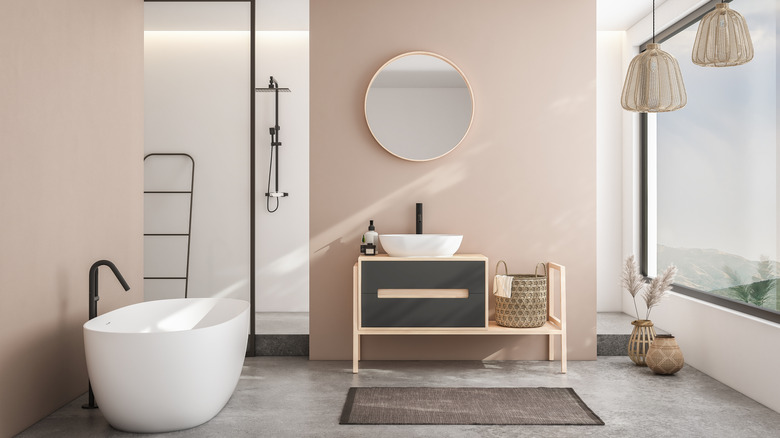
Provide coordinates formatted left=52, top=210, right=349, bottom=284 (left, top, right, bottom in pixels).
left=83, top=298, right=249, bottom=433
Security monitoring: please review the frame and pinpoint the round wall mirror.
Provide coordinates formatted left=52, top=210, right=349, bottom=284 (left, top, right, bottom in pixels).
left=365, top=51, right=474, bottom=161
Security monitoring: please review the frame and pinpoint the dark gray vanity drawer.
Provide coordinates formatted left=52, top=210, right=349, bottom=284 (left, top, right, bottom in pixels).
left=360, top=260, right=485, bottom=327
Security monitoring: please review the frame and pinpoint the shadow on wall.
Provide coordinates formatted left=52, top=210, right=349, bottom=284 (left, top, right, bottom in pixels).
left=311, top=121, right=595, bottom=260
left=311, top=141, right=483, bottom=256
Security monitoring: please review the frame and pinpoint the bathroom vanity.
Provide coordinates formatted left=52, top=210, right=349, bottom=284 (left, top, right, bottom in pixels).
left=353, top=255, right=567, bottom=373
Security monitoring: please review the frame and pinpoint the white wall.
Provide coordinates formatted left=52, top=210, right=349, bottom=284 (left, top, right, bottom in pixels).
left=640, top=293, right=780, bottom=413
left=596, top=31, right=625, bottom=312
left=255, top=31, right=310, bottom=312
left=612, top=0, right=780, bottom=414
left=255, top=0, right=309, bottom=312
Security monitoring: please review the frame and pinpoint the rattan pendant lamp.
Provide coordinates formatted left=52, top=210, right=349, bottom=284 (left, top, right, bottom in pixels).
left=621, top=0, right=687, bottom=112
left=692, top=1, right=753, bottom=67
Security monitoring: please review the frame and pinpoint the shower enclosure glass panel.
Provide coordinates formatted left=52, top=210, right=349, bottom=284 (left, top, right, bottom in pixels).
left=144, top=2, right=251, bottom=305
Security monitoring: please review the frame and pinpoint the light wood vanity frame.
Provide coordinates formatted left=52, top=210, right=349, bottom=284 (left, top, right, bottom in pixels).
left=352, top=255, right=567, bottom=374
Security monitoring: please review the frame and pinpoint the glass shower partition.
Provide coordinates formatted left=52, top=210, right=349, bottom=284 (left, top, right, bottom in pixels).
left=143, top=1, right=252, bottom=341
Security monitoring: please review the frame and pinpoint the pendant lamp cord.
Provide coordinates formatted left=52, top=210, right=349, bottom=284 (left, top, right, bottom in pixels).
left=652, top=0, right=655, bottom=44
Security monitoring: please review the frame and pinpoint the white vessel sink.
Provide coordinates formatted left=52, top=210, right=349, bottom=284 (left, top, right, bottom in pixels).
left=379, top=234, right=463, bottom=257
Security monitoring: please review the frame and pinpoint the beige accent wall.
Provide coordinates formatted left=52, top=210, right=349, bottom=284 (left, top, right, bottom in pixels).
left=0, top=1, right=144, bottom=435
left=310, top=0, right=596, bottom=360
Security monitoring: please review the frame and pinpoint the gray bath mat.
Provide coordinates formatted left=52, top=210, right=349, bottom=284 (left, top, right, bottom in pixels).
left=339, top=387, right=604, bottom=425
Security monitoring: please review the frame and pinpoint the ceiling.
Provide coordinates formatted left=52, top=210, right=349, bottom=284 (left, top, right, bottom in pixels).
left=143, top=0, right=308, bottom=31
left=142, top=0, right=682, bottom=34
left=597, top=0, right=669, bottom=31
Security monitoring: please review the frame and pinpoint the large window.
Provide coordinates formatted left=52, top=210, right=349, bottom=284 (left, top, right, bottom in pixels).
left=646, top=0, right=779, bottom=322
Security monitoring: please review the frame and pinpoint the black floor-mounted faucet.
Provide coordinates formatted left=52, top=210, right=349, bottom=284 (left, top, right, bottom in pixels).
left=87, top=260, right=130, bottom=320
left=83, top=260, right=130, bottom=410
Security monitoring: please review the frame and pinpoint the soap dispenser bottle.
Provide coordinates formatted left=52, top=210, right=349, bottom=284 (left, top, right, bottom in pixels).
left=364, top=220, right=378, bottom=245
left=361, top=220, right=379, bottom=255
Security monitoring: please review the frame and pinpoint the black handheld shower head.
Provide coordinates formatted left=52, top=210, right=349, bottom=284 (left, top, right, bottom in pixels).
left=257, top=75, right=290, bottom=213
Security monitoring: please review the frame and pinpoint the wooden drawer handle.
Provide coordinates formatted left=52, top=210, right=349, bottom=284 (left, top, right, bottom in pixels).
left=377, top=289, right=469, bottom=299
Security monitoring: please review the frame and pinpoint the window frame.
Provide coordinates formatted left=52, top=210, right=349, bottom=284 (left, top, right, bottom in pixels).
left=640, top=0, right=780, bottom=324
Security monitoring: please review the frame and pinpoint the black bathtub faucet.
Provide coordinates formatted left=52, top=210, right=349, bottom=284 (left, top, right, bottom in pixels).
left=416, top=203, right=423, bottom=234
left=88, top=260, right=130, bottom=321
left=84, top=259, right=130, bottom=410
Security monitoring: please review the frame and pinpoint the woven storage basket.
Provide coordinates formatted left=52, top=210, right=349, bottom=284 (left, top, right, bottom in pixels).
left=494, top=261, right=548, bottom=328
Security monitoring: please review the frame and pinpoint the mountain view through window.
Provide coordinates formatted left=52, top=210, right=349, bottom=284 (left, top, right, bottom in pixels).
left=654, top=0, right=778, bottom=314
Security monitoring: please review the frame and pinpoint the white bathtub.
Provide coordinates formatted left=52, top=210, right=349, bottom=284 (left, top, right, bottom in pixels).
left=83, top=298, right=249, bottom=433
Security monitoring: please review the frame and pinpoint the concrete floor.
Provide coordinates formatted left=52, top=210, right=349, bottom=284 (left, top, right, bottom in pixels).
left=255, top=312, right=641, bottom=336
left=19, top=357, right=780, bottom=437
left=256, top=312, right=641, bottom=336
left=252, top=312, right=646, bottom=336
left=255, top=312, right=640, bottom=335
left=253, top=312, right=655, bottom=336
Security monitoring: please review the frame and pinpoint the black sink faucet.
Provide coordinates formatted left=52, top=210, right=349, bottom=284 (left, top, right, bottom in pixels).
left=84, top=260, right=130, bottom=410
left=416, top=203, right=423, bottom=234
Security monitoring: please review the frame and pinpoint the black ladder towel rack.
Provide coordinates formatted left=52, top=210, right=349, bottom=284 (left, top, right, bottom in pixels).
left=143, top=153, right=195, bottom=298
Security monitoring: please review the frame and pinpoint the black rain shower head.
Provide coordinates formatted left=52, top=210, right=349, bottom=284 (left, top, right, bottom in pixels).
left=256, top=75, right=291, bottom=92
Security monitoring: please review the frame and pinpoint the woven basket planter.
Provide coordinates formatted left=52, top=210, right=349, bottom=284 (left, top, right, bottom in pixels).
left=628, top=320, right=656, bottom=366
left=494, top=261, right=547, bottom=328
left=646, top=334, right=684, bottom=375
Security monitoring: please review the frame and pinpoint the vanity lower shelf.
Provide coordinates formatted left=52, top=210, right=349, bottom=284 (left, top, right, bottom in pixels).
left=356, top=320, right=562, bottom=335
left=352, top=255, right=567, bottom=374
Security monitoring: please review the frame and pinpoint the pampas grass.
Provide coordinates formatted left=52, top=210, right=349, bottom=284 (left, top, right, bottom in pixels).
left=622, top=255, right=677, bottom=320
left=622, top=255, right=644, bottom=320
left=644, top=264, right=677, bottom=320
